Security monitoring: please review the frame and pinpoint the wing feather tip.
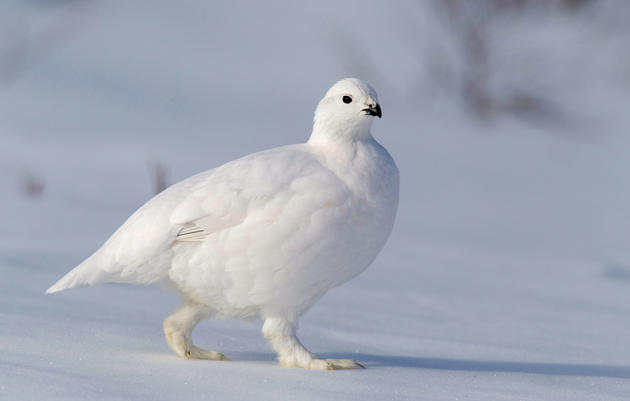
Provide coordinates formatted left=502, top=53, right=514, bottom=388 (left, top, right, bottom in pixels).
left=175, top=223, right=208, bottom=241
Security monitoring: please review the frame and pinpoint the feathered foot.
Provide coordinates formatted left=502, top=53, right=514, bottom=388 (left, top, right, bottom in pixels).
left=262, top=317, right=365, bottom=370
left=163, top=303, right=230, bottom=361
left=279, top=357, right=364, bottom=370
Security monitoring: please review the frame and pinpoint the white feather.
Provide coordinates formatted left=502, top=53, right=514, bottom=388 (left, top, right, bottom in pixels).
left=46, top=78, right=399, bottom=369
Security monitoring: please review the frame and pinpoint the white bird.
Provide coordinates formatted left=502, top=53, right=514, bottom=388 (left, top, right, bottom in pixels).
left=46, top=78, right=399, bottom=370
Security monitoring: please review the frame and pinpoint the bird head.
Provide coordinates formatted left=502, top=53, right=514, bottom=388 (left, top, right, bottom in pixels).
left=310, top=78, right=381, bottom=143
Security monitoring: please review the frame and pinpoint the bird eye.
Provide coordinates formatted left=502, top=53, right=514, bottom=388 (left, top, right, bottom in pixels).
left=342, top=95, right=353, bottom=104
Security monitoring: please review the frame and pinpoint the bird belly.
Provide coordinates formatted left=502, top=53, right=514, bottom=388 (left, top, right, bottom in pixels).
left=166, top=196, right=393, bottom=318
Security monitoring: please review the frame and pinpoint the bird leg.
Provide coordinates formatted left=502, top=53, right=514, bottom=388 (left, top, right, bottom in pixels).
left=163, top=302, right=230, bottom=361
left=262, top=317, right=364, bottom=370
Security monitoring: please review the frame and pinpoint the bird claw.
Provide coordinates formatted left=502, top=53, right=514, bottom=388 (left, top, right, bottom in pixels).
left=321, top=358, right=365, bottom=370
left=185, top=347, right=230, bottom=361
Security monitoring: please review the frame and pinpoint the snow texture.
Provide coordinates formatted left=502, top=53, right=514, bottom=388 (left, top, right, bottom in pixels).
left=2, top=0, right=630, bottom=400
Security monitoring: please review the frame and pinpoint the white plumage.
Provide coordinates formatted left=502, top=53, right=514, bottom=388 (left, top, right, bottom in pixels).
left=47, top=78, right=399, bottom=370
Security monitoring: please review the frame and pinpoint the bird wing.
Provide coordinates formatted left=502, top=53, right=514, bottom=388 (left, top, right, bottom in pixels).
left=46, top=145, right=324, bottom=292
left=170, top=176, right=250, bottom=242
left=169, top=144, right=339, bottom=241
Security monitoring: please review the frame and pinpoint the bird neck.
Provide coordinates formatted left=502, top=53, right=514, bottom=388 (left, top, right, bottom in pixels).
left=308, top=117, right=373, bottom=146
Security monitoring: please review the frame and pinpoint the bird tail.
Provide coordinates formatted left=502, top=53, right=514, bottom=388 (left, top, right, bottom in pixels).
left=45, top=255, right=110, bottom=294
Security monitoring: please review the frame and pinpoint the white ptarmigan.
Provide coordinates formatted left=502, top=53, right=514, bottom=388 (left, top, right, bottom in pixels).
left=46, top=78, right=399, bottom=370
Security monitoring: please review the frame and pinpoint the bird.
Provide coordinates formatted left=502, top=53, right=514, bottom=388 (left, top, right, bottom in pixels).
left=46, top=78, right=399, bottom=370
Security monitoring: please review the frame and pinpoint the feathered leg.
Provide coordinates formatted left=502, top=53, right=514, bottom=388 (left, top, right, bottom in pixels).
left=163, top=302, right=229, bottom=361
left=262, top=316, right=364, bottom=370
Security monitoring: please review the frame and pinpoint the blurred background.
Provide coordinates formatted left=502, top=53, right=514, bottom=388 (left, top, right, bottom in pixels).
left=2, top=1, right=630, bottom=399
left=2, top=0, right=629, bottom=266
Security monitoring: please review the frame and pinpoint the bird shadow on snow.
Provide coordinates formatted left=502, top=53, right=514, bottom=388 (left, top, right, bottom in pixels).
left=317, top=353, right=630, bottom=379
left=212, top=352, right=630, bottom=379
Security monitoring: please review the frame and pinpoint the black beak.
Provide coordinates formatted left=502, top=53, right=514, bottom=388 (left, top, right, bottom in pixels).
left=363, top=104, right=382, bottom=118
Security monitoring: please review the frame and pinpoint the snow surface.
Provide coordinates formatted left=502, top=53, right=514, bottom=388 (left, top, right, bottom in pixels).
left=2, top=1, right=630, bottom=400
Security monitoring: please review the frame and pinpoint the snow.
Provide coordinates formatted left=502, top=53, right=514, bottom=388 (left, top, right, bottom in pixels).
left=2, top=1, right=630, bottom=399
